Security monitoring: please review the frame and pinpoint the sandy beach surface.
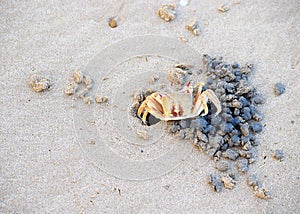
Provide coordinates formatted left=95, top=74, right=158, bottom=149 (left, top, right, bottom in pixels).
left=1, top=0, right=299, bottom=213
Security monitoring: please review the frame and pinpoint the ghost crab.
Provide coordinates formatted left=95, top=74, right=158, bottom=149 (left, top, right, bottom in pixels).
left=137, top=82, right=221, bottom=124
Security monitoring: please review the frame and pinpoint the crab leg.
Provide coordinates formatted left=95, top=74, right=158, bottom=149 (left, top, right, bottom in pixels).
left=203, top=89, right=221, bottom=115
left=192, top=83, right=221, bottom=116
left=137, top=100, right=148, bottom=118
left=137, top=93, right=166, bottom=124
left=142, top=108, right=150, bottom=123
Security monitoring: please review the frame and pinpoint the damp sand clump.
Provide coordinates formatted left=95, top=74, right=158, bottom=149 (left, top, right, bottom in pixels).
left=29, top=74, right=52, bottom=92
left=168, top=55, right=266, bottom=197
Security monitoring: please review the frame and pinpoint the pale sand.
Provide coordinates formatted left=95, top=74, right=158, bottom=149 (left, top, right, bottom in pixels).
left=1, top=0, right=299, bottom=213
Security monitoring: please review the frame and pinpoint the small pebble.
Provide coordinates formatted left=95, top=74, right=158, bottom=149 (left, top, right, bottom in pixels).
left=209, top=126, right=217, bottom=136
left=274, top=82, right=285, bottom=96
left=180, top=119, right=190, bottom=129
left=95, top=94, right=109, bottom=103
left=207, top=148, right=218, bottom=158
left=235, top=80, right=252, bottom=96
left=250, top=122, right=263, bottom=133
left=233, top=108, right=240, bottom=116
left=237, top=158, right=249, bottom=173
left=252, top=95, right=264, bottom=104
left=225, top=94, right=236, bottom=102
left=73, top=70, right=83, bottom=83
left=242, top=142, right=252, bottom=151
left=207, top=78, right=213, bottom=85
left=240, top=64, right=253, bottom=75
left=215, top=160, right=230, bottom=172
left=254, top=186, right=271, bottom=199
left=184, top=128, right=194, bottom=140
left=239, top=96, right=250, bottom=107
left=222, top=149, right=239, bottom=160
left=221, top=175, right=236, bottom=189
left=209, top=174, right=222, bottom=192
left=239, top=150, right=254, bottom=159
left=190, top=117, right=207, bottom=131
left=252, top=112, right=262, bottom=122
left=170, top=124, right=181, bottom=133
left=136, top=129, right=149, bottom=140
left=65, top=81, right=78, bottom=95
left=178, top=129, right=186, bottom=139
left=213, top=151, right=222, bottom=162
left=225, top=83, right=235, bottom=93
left=272, top=149, right=284, bottom=161
left=196, top=130, right=208, bottom=143
left=240, top=123, right=249, bottom=136
left=108, top=18, right=117, bottom=28
left=204, top=124, right=212, bottom=133
left=224, top=107, right=232, bottom=114
left=83, top=75, right=93, bottom=88
left=82, top=96, right=92, bottom=105
left=221, top=122, right=234, bottom=133
left=185, top=19, right=200, bottom=36
left=247, top=174, right=259, bottom=187
left=234, top=68, right=241, bottom=75
left=241, top=112, right=251, bottom=121
left=231, top=117, right=242, bottom=126
left=241, top=136, right=250, bottom=145
left=29, top=74, right=52, bottom=92
left=230, top=99, right=242, bottom=108
left=230, top=135, right=241, bottom=146
left=157, top=3, right=176, bottom=22
left=196, top=141, right=207, bottom=152
left=223, top=113, right=233, bottom=122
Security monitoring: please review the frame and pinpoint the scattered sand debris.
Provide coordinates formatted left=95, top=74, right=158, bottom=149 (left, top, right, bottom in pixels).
left=83, top=96, right=92, bottom=105
left=209, top=174, right=222, bottom=192
left=29, top=74, right=52, bottom=92
left=83, top=75, right=93, bottom=89
left=108, top=18, right=117, bottom=28
left=272, top=149, right=284, bottom=161
left=158, top=3, right=176, bottom=22
left=274, top=82, right=285, bottom=96
left=185, top=19, right=200, bottom=36
left=149, top=74, right=160, bottom=85
left=65, top=81, right=78, bottom=95
left=221, top=175, right=236, bottom=189
left=247, top=174, right=271, bottom=199
left=77, top=88, right=89, bottom=99
left=95, top=94, right=109, bottom=103
left=136, top=129, right=150, bottom=140
left=65, top=70, right=98, bottom=106
left=253, top=186, right=271, bottom=199
left=179, top=36, right=188, bottom=43
left=218, top=4, right=229, bottom=13
left=73, top=70, right=83, bottom=83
